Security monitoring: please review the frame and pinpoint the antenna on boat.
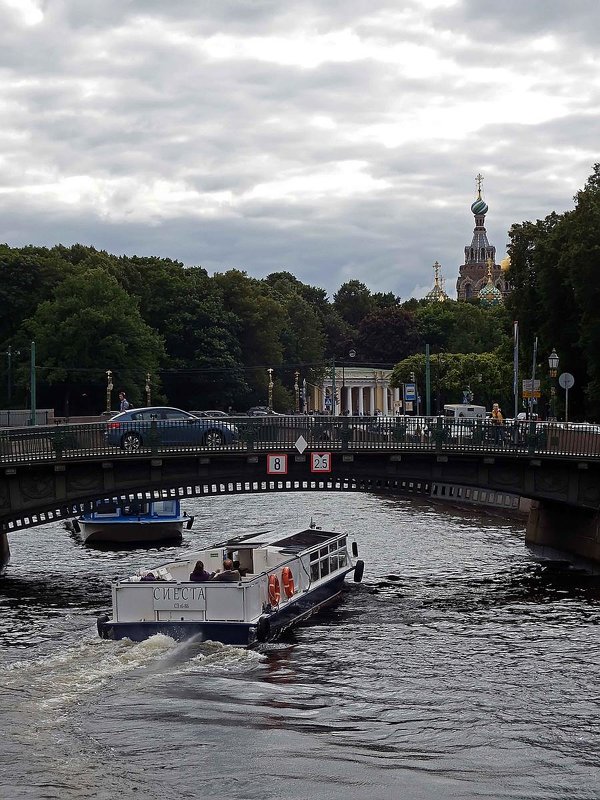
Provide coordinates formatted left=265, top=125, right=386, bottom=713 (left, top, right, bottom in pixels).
left=309, top=517, right=316, bottom=529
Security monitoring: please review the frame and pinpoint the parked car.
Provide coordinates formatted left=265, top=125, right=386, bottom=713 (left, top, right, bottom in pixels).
left=246, top=406, right=285, bottom=416
left=105, top=406, right=239, bottom=450
left=190, top=410, right=231, bottom=418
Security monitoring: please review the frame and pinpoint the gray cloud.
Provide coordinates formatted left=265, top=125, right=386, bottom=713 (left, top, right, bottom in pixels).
left=0, top=0, right=597, bottom=299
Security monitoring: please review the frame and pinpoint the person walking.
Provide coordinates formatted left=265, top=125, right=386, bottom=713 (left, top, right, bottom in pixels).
left=118, top=392, right=131, bottom=412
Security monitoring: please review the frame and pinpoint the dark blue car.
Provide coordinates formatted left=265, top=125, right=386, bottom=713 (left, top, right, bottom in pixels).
left=106, top=406, right=239, bottom=451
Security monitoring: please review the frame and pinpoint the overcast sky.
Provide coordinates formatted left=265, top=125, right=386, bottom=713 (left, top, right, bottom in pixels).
left=1, top=0, right=598, bottom=300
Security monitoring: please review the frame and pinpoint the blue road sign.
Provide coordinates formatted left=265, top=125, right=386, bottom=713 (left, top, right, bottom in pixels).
left=404, top=383, right=416, bottom=402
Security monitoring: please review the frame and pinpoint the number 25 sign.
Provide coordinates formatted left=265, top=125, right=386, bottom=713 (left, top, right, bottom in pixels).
left=311, top=452, right=332, bottom=473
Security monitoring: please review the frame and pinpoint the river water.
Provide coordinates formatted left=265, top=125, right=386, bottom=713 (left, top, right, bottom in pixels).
left=1, top=492, right=599, bottom=800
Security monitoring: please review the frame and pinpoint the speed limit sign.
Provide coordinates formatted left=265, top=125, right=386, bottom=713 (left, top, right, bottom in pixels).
left=311, top=452, right=332, bottom=473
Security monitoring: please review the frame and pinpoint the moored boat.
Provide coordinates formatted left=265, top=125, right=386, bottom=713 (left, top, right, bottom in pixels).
left=97, top=521, right=364, bottom=646
left=66, top=498, right=193, bottom=545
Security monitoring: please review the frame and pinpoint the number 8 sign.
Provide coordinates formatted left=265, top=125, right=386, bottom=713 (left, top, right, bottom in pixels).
left=311, top=452, right=332, bottom=473
left=267, top=453, right=288, bottom=474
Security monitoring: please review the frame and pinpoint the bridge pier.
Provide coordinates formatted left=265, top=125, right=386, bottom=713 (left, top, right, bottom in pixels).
left=0, top=532, right=9, bottom=574
left=526, top=499, right=600, bottom=566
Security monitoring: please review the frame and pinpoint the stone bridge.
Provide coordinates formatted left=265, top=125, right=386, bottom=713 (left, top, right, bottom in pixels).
left=1, top=415, right=600, bottom=564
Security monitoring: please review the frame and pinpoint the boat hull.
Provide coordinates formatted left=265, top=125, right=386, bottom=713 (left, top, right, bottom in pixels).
left=79, top=520, right=184, bottom=545
left=97, top=571, right=350, bottom=647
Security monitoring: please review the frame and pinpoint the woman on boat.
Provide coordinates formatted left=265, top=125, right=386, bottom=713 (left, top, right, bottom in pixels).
left=189, top=560, right=213, bottom=582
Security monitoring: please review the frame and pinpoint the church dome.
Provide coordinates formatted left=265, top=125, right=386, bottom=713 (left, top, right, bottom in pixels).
left=478, top=281, right=502, bottom=307
left=500, top=254, right=511, bottom=271
left=425, top=284, right=448, bottom=303
left=471, top=197, right=488, bottom=215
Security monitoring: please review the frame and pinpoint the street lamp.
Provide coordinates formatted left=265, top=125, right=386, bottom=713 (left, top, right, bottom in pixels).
left=106, top=370, right=113, bottom=413
left=267, top=368, right=274, bottom=411
left=548, top=348, right=559, bottom=421
left=6, top=346, right=20, bottom=405
left=341, top=349, right=357, bottom=415
left=294, top=370, right=299, bottom=412
left=145, top=372, right=152, bottom=407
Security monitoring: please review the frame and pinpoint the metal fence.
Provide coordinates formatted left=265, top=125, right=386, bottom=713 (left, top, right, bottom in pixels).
left=1, top=415, right=600, bottom=464
left=0, top=409, right=52, bottom=428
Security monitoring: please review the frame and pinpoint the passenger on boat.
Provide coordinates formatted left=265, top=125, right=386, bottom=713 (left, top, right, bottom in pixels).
left=211, top=559, right=241, bottom=582
left=140, top=571, right=158, bottom=581
left=189, top=560, right=213, bottom=582
left=232, top=559, right=249, bottom=577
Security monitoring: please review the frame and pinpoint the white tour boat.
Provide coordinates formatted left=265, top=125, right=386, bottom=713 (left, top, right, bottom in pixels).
left=66, top=498, right=193, bottom=545
left=97, top=521, right=364, bottom=646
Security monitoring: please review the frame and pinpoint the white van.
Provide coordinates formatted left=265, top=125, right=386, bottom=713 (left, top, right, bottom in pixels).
left=443, top=404, right=487, bottom=420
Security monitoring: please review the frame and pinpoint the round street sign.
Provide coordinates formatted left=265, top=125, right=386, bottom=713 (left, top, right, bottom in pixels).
left=558, top=372, right=575, bottom=389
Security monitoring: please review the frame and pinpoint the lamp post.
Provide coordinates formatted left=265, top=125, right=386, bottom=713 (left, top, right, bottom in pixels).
left=267, top=368, right=274, bottom=411
left=145, top=372, right=152, bottom=407
left=29, top=341, right=36, bottom=426
left=106, top=370, right=113, bottom=413
left=294, top=370, right=299, bottom=412
left=6, top=346, right=20, bottom=405
left=548, top=348, right=559, bottom=421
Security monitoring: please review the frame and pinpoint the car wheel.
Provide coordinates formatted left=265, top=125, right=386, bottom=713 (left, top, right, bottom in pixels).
left=121, top=432, right=142, bottom=451
left=203, top=430, right=225, bottom=447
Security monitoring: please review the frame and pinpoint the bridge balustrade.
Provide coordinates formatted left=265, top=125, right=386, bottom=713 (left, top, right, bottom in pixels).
left=1, top=416, right=600, bottom=463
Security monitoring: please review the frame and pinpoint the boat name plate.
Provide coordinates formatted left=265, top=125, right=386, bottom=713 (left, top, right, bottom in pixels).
left=152, top=585, right=206, bottom=610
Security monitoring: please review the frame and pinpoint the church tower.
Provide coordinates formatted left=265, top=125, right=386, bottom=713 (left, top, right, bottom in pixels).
left=456, top=174, right=509, bottom=302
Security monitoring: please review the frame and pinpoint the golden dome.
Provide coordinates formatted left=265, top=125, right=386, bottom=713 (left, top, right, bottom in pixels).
left=500, top=255, right=511, bottom=271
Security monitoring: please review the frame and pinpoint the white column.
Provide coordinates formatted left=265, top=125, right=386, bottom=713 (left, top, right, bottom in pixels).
left=394, top=387, right=400, bottom=414
left=369, top=386, right=375, bottom=415
left=382, top=384, right=389, bottom=414
left=358, top=385, right=364, bottom=415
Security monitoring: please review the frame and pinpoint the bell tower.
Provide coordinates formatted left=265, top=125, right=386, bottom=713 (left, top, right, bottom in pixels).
left=456, top=174, right=508, bottom=302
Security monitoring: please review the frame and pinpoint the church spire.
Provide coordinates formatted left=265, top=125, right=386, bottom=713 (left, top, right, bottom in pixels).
left=425, top=260, right=449, bottom=303
left=456, top=174, right=509, bottom=302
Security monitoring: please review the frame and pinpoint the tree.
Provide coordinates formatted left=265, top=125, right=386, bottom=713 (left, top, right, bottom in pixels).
left=333, top=280, right=375, bottom=330
left=22, top=268, right=164, bottom=414
left=390, top=350, right=512, bottom=413
left=214, top=270, right=287, bottom=407
left=357, top=306, right=420, bottom=363
left=415, top=300, right=511, bottom=355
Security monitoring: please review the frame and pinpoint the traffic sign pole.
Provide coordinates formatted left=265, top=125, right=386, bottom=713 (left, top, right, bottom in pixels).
left=558, top=373, right=575, bottom=424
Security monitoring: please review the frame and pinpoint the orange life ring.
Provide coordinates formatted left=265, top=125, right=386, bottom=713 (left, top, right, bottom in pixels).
left=281, top=566, right=295, bottom=598
left=268, top=574, right=281, bottom=605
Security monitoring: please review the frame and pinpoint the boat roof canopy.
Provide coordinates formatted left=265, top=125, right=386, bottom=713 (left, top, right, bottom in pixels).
left=221, top=527, right=340, bottom=550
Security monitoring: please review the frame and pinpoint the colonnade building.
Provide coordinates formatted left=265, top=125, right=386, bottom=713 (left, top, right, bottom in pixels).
left=314, top=366, right=404, bottom=416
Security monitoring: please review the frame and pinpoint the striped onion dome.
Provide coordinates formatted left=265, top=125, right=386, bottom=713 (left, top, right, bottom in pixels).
left=471, top=197, right=488, bottom=215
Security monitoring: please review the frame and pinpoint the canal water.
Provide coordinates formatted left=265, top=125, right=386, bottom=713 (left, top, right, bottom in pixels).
left=1, top=492, right=599, bottom=800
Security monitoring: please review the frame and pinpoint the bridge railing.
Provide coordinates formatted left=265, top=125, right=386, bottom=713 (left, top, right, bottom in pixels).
left=1, top=415, right=600, bottom=463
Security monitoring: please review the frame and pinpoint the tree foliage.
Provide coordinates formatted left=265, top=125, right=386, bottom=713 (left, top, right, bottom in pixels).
left=506, top=163, right=600, bottom=419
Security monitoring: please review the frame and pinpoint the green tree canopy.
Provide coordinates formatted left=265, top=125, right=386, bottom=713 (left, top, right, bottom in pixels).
left=22, top=268, right=165, bottom=411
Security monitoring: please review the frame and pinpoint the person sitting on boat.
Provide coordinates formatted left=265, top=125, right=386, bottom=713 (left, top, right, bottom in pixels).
left=211, top=559, right=241, bottom=582
left=189, top=560, right=213, bottom=582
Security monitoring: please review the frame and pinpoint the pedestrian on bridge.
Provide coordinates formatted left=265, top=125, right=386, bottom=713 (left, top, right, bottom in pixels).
left=119, top=392, right=131, bottom=412
left=492, top=403, right=504, bottom=444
